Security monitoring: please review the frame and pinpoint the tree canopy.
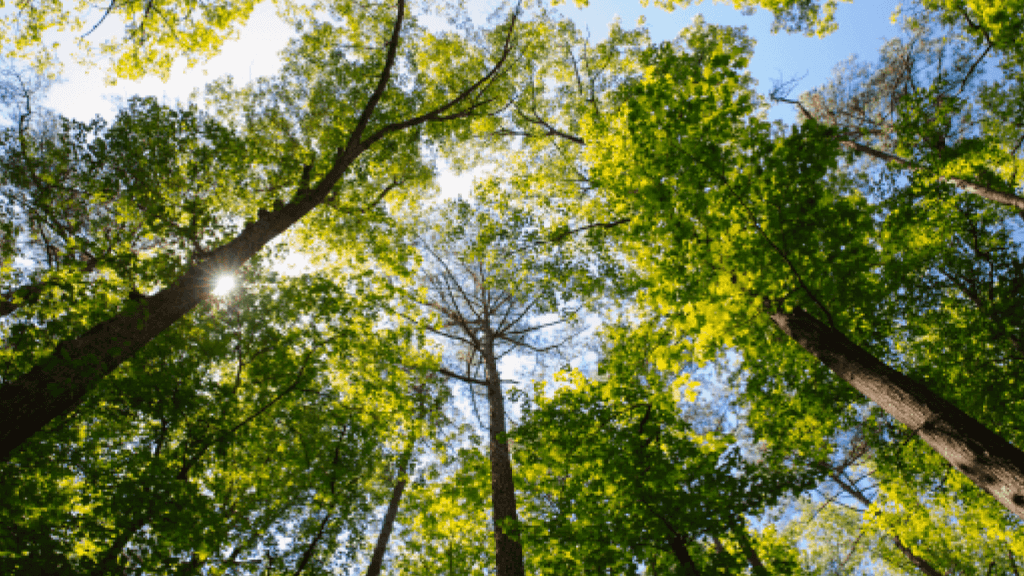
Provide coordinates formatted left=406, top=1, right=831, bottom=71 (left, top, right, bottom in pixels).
left=1, top=0, right=1023, bottom=573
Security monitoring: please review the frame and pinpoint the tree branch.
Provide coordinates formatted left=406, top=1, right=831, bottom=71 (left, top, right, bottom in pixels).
left=345, top=0, right=407, bottom=151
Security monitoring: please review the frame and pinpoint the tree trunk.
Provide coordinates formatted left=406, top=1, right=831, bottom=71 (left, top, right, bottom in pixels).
left=667, top=534, right=702, bottom=576
left=841, top=139, right=1024, bottom=213
left=0, top=147, right=367, bottom=461
left=482, top=342, right=526, bottom=576
left=770, top=305, right=1024, bottom=521
left=292, top=512, right=333, bottom=576
left=728, top=518, right=769, bottom=576
left=90, top=514, right=150, bottom=576
left=0, top=0, right=520, bottom=460
left=364, top=448, right=415, bottom=576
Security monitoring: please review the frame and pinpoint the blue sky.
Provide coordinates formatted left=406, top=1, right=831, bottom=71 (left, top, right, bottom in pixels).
left=565, top=0, right=900, bottom=121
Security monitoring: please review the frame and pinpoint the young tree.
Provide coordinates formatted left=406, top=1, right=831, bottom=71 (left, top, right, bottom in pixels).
left=362, top=377, right=447, bottom=576
left=388, top=446, right=497, bottom=576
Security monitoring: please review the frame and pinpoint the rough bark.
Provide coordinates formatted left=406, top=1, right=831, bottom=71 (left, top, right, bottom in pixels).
left=770, top=305, right=1024, bottom=521
left=667, top=534, right=702, bottom=576
left=482, top=340, right=526, bottom=576
left=364, top=448, right=414, bottom=576
left=0, top=0, right=520, bottom=460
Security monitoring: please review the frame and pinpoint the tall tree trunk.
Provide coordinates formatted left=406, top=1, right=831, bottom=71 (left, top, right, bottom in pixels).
left=364, top=447, right=415, bottom=576
left=0, top=136, right=364, bottom=464
left=770, top=305, right=1024, bottom=521
left=482, top=342, right=526, bottom=576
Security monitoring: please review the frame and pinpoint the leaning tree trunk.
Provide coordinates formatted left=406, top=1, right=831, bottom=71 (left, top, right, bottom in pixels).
left=364, top=445, right=415, bottom=576
left=482, top=339, right=526, bottom=576
left=770, top=305, right=1024, bottom=521
left=0, top=0, right=519, bottom=461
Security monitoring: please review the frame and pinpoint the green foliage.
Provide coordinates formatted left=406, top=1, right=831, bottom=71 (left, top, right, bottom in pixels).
left=1, top=265, right=439, bottom=573
left=0, top=94, right=251, bottom=375
left=389, top=447, right=495, bottom=576
left=2, top=0, right=261, bottom=81
left=563, top=0, right=842, bottom=35
left=513, top=324, right=821, bottom=575
left=4, top=0, right=1024, bottom=573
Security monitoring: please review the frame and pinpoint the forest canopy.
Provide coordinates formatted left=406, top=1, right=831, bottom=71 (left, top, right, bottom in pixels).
left=1, top=0, right=1023, bottom=574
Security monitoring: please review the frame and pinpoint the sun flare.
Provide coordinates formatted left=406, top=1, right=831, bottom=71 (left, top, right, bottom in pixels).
left=212, top=275, right=236, bottom=297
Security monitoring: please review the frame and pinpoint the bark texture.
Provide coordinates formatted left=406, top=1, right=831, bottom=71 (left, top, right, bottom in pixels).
left=770, top=305, right=1024, bottom=521
left=483, top=341, right=526, bottom=576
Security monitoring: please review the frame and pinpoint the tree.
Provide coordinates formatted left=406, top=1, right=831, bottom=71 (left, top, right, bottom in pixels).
left=362, top=378, right=445, bottom=576
left=1, top=261, right=440, bottom=573
left=771, top=8, right=1024, bottom=214
left=566, top=14, right=1024, bottom=521
left=0, top=0, right=521, bottom=461
left=7, top=0, right=1024, bottom=570
left=403, top=198, right=586, bottom=576
left=388, top=445, right=497, bottom=576
left=513, top=322, right=817, bottom=575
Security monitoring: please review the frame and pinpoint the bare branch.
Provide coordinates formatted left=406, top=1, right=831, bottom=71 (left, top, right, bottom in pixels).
left=437, top=367, right=489, bottom=387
